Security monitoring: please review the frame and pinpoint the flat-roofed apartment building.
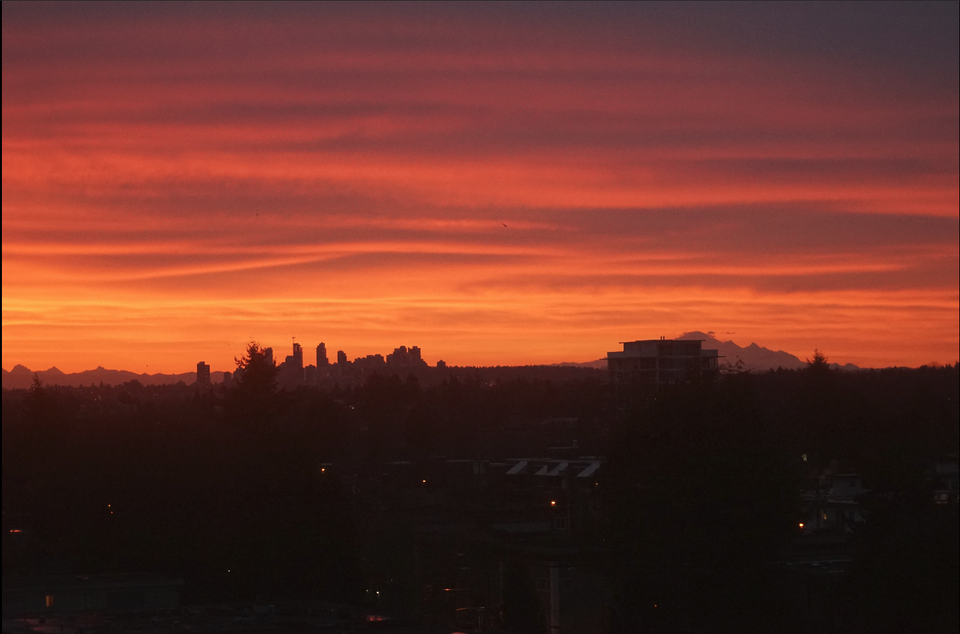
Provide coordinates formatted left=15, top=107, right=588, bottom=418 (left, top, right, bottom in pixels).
left=607, top=338, right=719, bottom=387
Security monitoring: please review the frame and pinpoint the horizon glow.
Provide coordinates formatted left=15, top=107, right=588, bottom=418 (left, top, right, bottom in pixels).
left=3, top=3, right=958, bottom=373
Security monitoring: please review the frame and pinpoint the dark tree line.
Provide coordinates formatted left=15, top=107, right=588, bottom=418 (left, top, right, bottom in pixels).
left=2, top=351, right=957, bottom=631
left=601, top=362, right=958, bottom=633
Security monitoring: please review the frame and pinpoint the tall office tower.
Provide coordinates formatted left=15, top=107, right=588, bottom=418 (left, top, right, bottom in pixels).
left=317, top=342, right=328, bottom=366
left=337, top=350, right=347, bottom=366
left=292, top=342, right=303, bottom=369
left=196, top=361, right=211, bottom=386
left=264, top=347, right=274, bottom=366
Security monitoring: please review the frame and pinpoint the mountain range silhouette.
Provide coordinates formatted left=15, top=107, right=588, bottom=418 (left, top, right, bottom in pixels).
left=1, top=364, right=225, bottom=390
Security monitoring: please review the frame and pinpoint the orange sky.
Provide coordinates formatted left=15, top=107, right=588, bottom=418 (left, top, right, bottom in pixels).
left=3, top=3, right=958, bottom=373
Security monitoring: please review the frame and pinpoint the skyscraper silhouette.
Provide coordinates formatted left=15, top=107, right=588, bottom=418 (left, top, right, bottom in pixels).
left=317, top=342, right=328, bottom=366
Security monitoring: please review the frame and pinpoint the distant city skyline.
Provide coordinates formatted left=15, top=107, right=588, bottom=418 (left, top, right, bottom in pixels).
left=3, top=3, right=957, bottom=374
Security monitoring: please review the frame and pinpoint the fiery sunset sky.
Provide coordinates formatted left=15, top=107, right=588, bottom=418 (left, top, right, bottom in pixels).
left=3, top=2, right=958, bottom=373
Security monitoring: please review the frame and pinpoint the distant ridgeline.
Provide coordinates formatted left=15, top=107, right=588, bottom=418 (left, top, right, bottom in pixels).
left=1, top=365, right=225, bottom=390
left=676, top=331, right=861, bottom=372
